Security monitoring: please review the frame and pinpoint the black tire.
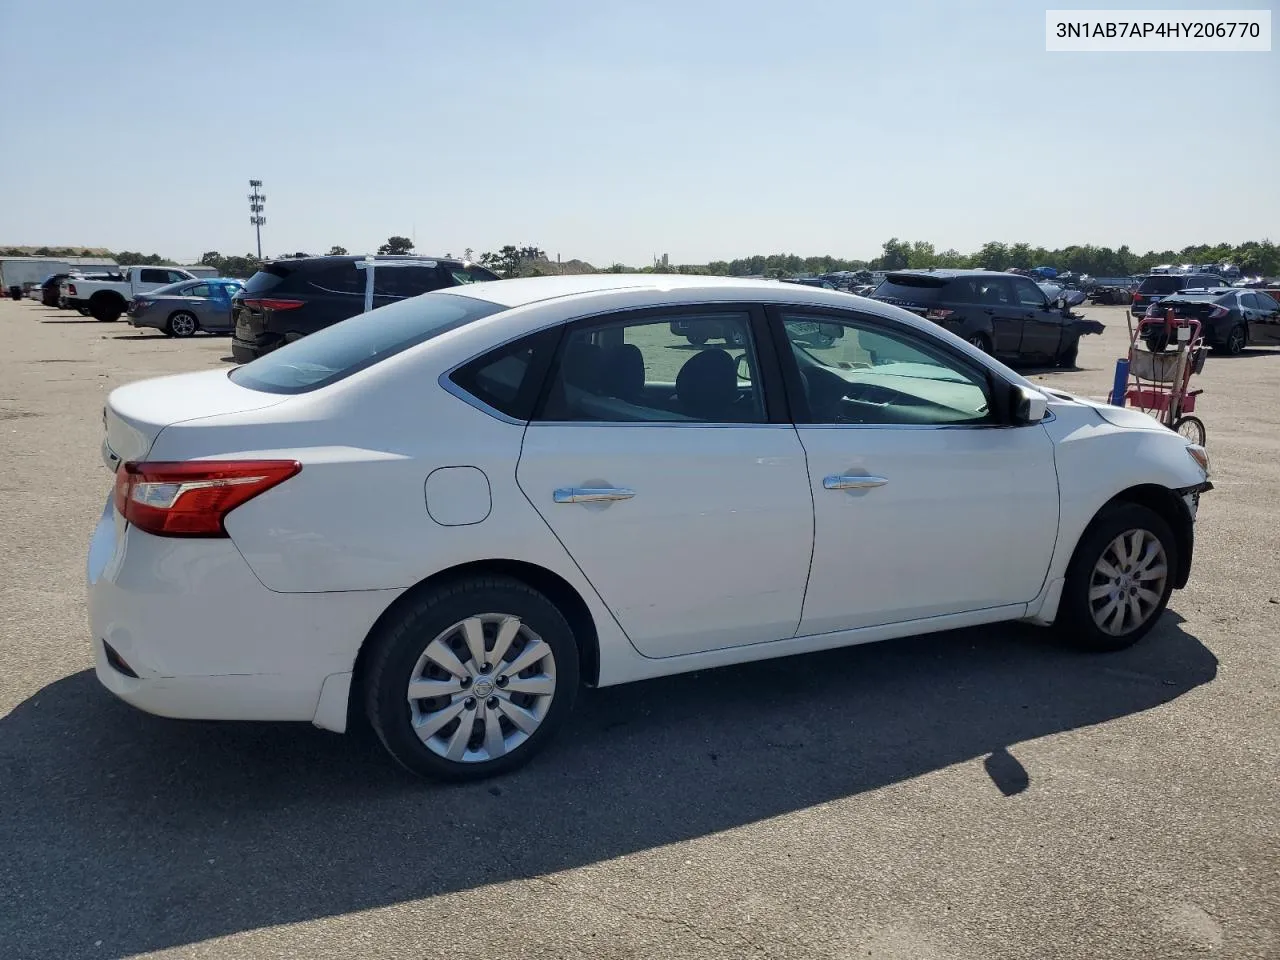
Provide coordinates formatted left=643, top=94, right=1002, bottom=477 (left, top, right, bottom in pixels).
left=686, top=333, right=708, bottom=346
left=364, top=576, right=580, bottom=781
left=1056, top=338, right=1080, bottom=368
left=89, top=295, right=123, bottom=322
left=1056, top=502, right=1177, bottom=652
left=1223, top=324, right=1246, bottom=355
left=966, top=332, right=991, bottom=354
left=166, top=311, right=199, bottom=338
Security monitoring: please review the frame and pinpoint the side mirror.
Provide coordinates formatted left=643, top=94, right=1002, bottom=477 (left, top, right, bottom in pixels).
left=1011, top=385, right=1048, bottom=425
left=736, top=354, right=752, bottom=381
left=1054, top=295, right=1068, bottom=311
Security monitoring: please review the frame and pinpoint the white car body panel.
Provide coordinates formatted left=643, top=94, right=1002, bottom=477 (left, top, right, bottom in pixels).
left=516, top=422, right=813, bottom=658
left=795, top=421, right=1059, bottom=634
left=85, top=275, right=1210, bottom=735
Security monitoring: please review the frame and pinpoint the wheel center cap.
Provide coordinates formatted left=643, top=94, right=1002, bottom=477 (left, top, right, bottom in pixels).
left=472, top=677, right=495, bottom=698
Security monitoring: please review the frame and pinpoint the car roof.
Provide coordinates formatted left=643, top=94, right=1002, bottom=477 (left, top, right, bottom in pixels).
left=446, top=272, right=872, bottom=309
left=264, top=254, right=469, bottom=269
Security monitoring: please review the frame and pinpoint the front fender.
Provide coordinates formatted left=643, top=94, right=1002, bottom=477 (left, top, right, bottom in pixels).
left=1028, top=402, right=1207, bottom=620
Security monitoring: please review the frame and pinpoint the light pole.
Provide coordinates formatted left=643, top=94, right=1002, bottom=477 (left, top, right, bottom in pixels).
left=248, top=180, right=266, bottom=260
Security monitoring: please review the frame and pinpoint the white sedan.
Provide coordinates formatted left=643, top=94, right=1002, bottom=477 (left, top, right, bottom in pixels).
left=88, top=275, right=1212, bottom=780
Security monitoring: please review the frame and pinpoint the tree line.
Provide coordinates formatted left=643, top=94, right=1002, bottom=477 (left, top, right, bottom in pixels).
left=8, top=237, right=1278, bottom=280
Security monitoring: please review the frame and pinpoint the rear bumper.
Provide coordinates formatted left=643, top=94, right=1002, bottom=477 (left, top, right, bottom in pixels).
left=86, top=494, right=397, bottom=729
left=231, top=333, right=280, bottom=363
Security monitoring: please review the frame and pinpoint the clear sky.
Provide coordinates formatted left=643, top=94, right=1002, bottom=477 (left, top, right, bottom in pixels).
left=1, top=0, right=1276, bottom=265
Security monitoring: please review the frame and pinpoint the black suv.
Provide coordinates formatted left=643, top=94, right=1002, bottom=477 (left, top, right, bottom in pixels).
left=1130, top=272, right=1224, bottom=322
left=870, top=270, right=1104, bottom=367
left=231, top=255, right=500, bottom=362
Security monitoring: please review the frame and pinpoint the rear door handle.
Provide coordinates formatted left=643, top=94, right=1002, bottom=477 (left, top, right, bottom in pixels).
left=553, top=486, right=636, bottom=504
left=823, top=475, right=888, bottom=490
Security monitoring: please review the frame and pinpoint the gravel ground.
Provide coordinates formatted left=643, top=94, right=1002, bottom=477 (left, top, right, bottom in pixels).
left=0, top=297, right=1276, bottom=960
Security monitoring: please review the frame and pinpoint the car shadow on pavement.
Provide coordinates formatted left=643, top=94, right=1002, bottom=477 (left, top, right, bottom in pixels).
left=0, top=616, right=1216, bottom=959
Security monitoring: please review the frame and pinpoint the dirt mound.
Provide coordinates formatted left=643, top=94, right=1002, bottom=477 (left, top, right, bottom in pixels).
left=514, top=258, right=596, bottom=278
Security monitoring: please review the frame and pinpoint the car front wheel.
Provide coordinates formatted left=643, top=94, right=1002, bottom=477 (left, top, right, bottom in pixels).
left=364, top=576, right=579, bottom=781
left=1057, top=502, right=1177, bottom=652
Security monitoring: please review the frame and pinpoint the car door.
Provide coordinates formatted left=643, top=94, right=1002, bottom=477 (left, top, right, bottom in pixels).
left=772, top=308, right=1059, bottom=635
left=1011, top=276, right=1063, bottom=363
left=179, top=281, right=210, bottom=324
left=515, top=306, right=814, bottom=659
left=976, top=276, right=1023, bottom=358
left=1246, top=292, right=1280, bottom=345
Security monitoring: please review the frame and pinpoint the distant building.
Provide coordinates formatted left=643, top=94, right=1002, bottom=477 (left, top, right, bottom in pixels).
left=0, top=255, right=120, bottom=291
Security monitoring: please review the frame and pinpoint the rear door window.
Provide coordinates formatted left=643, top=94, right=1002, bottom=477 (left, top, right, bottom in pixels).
left=374, top=265, right=447, bottom=299
left=139, top=268, right=170, bottom=284
left=187, top=283, right=212, bottom=298
left=307, top=263, right=364, bottom=296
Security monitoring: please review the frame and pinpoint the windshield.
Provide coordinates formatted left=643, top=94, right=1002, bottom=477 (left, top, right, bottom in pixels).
left=229, top=292, right=506, bottom=394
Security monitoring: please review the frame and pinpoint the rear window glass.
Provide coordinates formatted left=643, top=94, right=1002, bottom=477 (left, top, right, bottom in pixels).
left=242, top=267, right=289, bottom=295
left=1138, top=276, right=1182, bottom=294
left=228, top=292, right=506, bottom=394
left=872, top=276, right=945, bottom=303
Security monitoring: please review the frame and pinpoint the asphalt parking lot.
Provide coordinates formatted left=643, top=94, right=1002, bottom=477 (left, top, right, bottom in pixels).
left=0, top=297, right=1276, bottom=960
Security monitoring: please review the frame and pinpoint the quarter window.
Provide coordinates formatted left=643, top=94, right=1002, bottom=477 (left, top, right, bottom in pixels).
left=449, top=329, right=559, bottom=421
left=535, top=313, right=765, bottom=423
left=781, top=314, right=993, bottom=426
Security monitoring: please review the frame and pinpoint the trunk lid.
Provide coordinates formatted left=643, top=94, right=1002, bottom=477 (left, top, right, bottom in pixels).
left=103, top=369, right=288, bottom=468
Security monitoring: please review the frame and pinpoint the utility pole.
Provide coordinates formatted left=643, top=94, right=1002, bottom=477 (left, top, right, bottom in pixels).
left=248, top=180, right=266, bottom=260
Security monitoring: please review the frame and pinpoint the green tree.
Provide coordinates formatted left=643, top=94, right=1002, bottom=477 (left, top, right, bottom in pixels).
left=377, top=236, right=414, bottom=255
left=327, top=245, right=348, bottom=256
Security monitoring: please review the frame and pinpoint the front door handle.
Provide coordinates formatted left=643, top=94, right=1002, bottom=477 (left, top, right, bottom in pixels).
left=553, top=486, right=636, bottom=504
left=823, top=475, right=888, bottom=491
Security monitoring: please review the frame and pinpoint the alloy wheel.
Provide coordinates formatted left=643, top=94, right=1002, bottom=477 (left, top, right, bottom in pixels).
left=170, top=313, right=197, bottom=337
left=406, top=613, right=557, bottom=763
left=1088, top=529, right=1168, bottom=636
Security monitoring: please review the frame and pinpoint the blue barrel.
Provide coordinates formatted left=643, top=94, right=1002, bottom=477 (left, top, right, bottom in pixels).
left=1110, top=358, right=1129, bottom=407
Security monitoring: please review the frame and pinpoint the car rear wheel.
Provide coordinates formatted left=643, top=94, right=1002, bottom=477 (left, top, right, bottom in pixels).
left=1056, top=502, right=1176, bottom=652
left=364, top=576, right=580, bottom=781
left=90, top=296, right=122, bottom=322
left=166, top=311, right=198, bottom=338
left=1224, top=324, right=1246, bottom=355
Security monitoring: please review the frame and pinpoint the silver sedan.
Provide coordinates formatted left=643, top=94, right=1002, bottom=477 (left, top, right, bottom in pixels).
left=126, top=278, right=244, bottom=337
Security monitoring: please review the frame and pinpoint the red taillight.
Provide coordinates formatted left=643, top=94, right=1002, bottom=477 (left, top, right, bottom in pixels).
left=241, top=297, right=304, bottom=311
left=114, top=460, right=301, bottom=537
left=67, top=283, right=77, bottom=296
left=924, top=308, right=954, bottom=321
left=1208, top=305, right=1229, bottom=319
